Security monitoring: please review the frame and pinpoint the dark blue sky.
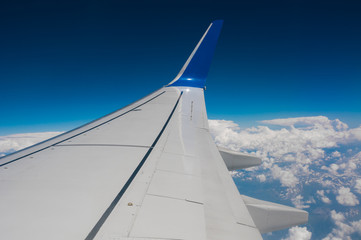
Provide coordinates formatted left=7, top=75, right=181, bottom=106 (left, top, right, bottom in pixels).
left=1, top=0, right=361, bottom=134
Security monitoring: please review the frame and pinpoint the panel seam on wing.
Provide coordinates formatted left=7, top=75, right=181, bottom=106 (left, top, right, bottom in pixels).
left=55, top=144, right=152, bottom=148
left=155, top=168, right=201, bottom=177
left=236, top=222, right=258, bottom=229
left=146, top=193, right=204, bottom=205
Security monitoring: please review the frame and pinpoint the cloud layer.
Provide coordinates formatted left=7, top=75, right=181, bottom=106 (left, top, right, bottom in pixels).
left=209, top=116, right=361, bottom=239
left=323, top=210, right=361, bottom=240
left=0, top=132, right=63, bottom=156
left=209, top=116, right=361, bottom=193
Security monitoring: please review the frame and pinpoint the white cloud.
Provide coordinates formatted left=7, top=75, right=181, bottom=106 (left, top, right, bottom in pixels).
left=282, top=226, right=312, bottom=240
left=271, top=165, right=298, bottom=187
left=336, top=187, right=359, bottom=206
left=0, top=132, right=63, bottom=155
left=291, top=195, right=310, bottom=209
left=351, top=220, right=361, bottom=235
left=349, top=127, right=361, bottom=141
left=209, top=116, right=361, bottom=192
left=209, top=116, right=361, bottom=239
left=354, top=179, right=361, bottom=194
left=317, top=190, right=332, bottom=204
left=330, top=210, right=345, bottom=222
left=323, top=210, right=361, bottom=240
left=210, top=117, right=361, bottom=159
left=329, top=163, right=340, bottom=175
left=331, top=151, right=341, bottom=158
left=261, top=116, right=347, bottom=130
left=257, top=174, right=266, bottom=182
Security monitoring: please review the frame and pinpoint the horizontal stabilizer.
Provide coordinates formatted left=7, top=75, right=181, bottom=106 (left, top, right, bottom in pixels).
left=217, top=146, right=261, bottom=170
left=241, top=195, right=308, bottom=233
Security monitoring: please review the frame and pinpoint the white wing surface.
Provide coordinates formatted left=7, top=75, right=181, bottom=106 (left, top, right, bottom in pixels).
left=0, top=20, right=307, bottom=240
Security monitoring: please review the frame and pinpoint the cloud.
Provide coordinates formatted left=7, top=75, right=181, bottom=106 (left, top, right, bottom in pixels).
left=271, top=165, right=298, bottom=187
left=291, top=195, right=310, bottom=209
left=282, top=226, right=312, bottom=240
left=349, top=126, right=361, bottom=141
left=354, top=179, right=361, bottom=194
left=209, top=116, right=361, bottom=239
left=323, top=163, right=340, bottom=175
left=0, top=132, right=63, bottom=155
left=209, top=116, right=361, bottom=194
left=330, top=210, right=345, bottom=222
left=331, top=151, right=341, bottom=158
left=257, top=174, right=266, bottom=182
left=323, top=210, right=361, bottom=240
left=336, top=187, right=359, bottom=206
left=317, top=190, right=332, bottom=204
left=261, top=116, right=348, bottom=130
left=210, top=116, right=361, bottom=158
left=351, top=220, right=361, bottom=236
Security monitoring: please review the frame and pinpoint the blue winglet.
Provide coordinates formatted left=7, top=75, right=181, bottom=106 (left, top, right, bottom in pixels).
left=167, top=20, right=223, bottom=88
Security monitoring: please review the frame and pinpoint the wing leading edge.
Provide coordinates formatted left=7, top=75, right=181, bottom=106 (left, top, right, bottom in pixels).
left=0, top=21, right=307, bottom=240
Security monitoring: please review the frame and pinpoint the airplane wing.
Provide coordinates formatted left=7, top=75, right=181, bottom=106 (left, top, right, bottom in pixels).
left=0, top=20, right=307, bottom=240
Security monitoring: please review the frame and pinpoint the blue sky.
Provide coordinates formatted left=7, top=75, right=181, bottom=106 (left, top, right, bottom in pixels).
left=1, top=0, right=361, bottom=135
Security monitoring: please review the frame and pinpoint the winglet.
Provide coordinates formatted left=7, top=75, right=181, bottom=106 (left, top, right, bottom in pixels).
left=167, top=20, right=223, bottom=88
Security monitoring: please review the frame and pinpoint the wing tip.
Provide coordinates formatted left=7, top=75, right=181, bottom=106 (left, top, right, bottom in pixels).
left=211, top=19, right=224, bottom=26
left=167, top=20, right=223, bottom=89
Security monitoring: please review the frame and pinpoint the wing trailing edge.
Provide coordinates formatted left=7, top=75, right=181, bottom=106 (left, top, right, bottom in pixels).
left=241, top=195, right=309, bottom=234
left=167, top=20, right=223, bottom=89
